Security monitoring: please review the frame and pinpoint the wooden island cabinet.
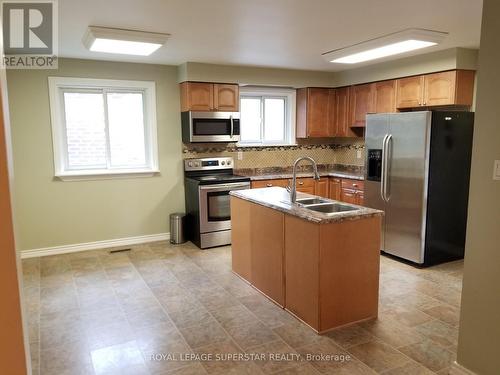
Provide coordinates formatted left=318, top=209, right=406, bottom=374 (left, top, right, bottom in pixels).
left=230, top=189, right=382, bottom=333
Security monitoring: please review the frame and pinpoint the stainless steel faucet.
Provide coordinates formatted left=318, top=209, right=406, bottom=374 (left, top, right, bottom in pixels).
left=287, top=157, right=320, bottom=204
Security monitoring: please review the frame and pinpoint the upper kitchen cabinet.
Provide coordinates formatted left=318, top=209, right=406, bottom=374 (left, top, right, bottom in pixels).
left=348, top=83, right=376, bottom=128
left=334, top=87, right=356, bottom=137
left=180, top=82, right=239, bottom=112
left=213, top=83, right=240, bottom=111
left=374, top=80, right=397, bottom=113
left=296, top=88, right=335, bottom=138
left=396, top=70, right=475, bottom=109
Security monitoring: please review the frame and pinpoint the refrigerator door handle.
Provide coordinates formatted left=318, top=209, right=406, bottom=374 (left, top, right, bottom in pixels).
left=384, top=134, right=393, bottom=201
left=381, top=134, right=389, bottom=202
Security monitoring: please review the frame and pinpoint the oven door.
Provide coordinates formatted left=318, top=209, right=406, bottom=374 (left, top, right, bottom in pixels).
left=188, top=111, right=240, bottom=143
left=198, top=182, right=250, bottom=233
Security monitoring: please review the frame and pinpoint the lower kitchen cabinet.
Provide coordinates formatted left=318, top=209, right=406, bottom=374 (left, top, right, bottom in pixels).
left=314, top=178, right=329, bottom=197
left=341, top=188, right=364, bottom=205
left=251, top=179, right=288, bottom=189
left=328, top=178, right=341, bottom=200
left=231, top=199, right=285, bottom=306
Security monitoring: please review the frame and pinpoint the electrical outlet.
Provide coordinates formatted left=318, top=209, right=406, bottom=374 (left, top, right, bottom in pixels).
left=493, top=160, right=500, bottom=180
left=238, top=151, right=243, bottom=160
left=356, top=150, right=362, bottom=159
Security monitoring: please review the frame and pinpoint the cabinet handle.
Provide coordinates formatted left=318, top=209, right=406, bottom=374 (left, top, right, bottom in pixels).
left=298, top=181, right=304, bottom=186
left=423, top=102, right=427, bottom=106
left=266, top=183, right=273, bottom=187
left=353, top=183, right=358, bottom=187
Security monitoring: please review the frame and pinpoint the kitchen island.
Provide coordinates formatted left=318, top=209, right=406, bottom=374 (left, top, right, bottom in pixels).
left=230, top=187, right=383, bottom=333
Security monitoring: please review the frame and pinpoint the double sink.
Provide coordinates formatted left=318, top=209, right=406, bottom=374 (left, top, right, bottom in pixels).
left=295, top=197, right=360, bottom=215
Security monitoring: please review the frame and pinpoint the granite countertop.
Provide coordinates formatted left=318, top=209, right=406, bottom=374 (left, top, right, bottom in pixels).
left=236, top=165, right=365, bottom=181
left=230, top=187, right=383, bottom=224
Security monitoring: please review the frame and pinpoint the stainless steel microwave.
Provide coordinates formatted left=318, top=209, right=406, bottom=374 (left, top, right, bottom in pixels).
left=181, top=111, right=240, bottom=143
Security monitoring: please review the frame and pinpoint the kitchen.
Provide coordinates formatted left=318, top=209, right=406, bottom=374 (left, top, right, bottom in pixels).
left=0, top=1, right=499, bottom=375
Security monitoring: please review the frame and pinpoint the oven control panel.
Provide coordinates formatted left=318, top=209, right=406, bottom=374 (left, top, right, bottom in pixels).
left=184, top=157, right=234, bottom=171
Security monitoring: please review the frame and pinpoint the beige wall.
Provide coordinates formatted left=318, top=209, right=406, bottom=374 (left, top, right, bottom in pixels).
left=7, top=58, right=184, bottom=251
left=456, top=1, right=500, bottom=374
left=178, top=62, right=335, bottom=87
left=333, top=48, right=478, bottom=86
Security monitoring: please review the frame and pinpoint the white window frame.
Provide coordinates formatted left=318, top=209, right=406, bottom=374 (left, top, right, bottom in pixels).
left=238, top=87, right=296, bottom=146
left=48, top=76, right=159, bottom=181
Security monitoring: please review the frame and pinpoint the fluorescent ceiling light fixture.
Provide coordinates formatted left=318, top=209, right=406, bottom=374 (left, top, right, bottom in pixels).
left=83, top=26, right=170, bottom=56
left=323, top=28, right=447, bottom=64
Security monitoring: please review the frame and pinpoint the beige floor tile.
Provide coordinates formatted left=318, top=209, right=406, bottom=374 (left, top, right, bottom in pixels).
left=273, top=363, right=319, bottom=374
left=225, top=320, right=280, bottom=351
left=40, top=339, right=93, bottom=375
left=168, top=306, right=214, bottom=329
left=247, top=339, right=300, bottom=374
left=273, top=322, right=323, bottom=349
left=295, top=340, right=361, bottom=374
left=348, top=340, right=410, bottom=373
left=125, top=305, right=171, bottom=329
left=381, top=360, right=435, bottom=374
left=422, top=304, right=460, bottom=327
left=325, top=324, right=374, bottom=349
left=85, top=321, right=135, bottom=351
left=194, top=339, right=242, bottom=374
left=399, top=340, right=455, bottom=372
left=90, top=340, right=148, bottom=375
left=360, top=318, right=425, bottom=349
left=414, top=320, right=458, bottom=348
left=379, top=306, right=433, bottom=328
left=210, top=303, right=259, bottom=330
left=179, top=320, right=229, bottom=349
left=161, top=363, right=208, bottom=374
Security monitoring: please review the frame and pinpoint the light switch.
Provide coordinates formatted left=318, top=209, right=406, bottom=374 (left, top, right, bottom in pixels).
left=238, top=151, right=243, bottom=160
left=494, top=160, right=500, bottom=180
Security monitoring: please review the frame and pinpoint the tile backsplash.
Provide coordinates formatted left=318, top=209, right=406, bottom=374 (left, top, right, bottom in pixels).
left=182, top=139, right=365, bottom=169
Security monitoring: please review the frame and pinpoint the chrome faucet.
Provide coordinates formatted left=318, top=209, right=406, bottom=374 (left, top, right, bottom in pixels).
left=287, top=157, right=320, bottom=204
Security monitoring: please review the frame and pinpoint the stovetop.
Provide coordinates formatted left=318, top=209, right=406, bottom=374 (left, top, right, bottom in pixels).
left=186, top=173, right=251, bottom=185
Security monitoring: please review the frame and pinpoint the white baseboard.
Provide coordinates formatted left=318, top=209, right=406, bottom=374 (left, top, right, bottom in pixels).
left=450, top=361, right=478, bottom=375
left=20, top=232, right=170, bottom=259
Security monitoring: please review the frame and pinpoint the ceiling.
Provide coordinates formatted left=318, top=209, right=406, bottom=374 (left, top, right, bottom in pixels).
left=58, top=0, right=483, bottom=71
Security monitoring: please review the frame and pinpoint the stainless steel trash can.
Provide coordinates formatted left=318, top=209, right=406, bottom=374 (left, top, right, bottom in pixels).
left=170, top=213, right=186, bottom=244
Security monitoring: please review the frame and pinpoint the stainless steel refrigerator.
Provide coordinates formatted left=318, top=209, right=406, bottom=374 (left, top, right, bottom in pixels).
left=365, top=111, right=474, bottom=266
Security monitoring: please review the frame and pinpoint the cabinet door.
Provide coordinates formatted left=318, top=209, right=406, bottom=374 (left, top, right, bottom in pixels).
left=356, top=191, right=364, bottom=206
left=250, top=204, right=285, bottom=306
left=230, top=197, right=252, bottom=281
left=307, top=88, right=331, bottom=137
left=251, top=179, right=288, bottom=189
left=315, top=178, right=329, bottom=198
left=423, top=71, right=456, bottom=106
left=328, top=178, right=341, bottom=200
left=341, top=188, right=358, bottom=204
left=374, top=80, right=397, bottom=113
left=214, top=84, right=239, bottom=111
left=396, top=76, right=424, bottom=108
left=335, top=87, right=352, bottom=137
left=180, top=82, right=214, bottom=111
left=349, top=83, right=376, bottom=128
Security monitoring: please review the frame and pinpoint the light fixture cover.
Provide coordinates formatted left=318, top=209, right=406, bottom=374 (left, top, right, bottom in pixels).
left=83, top=26, right=170, bottom=56
left=322, top=28, right=448, bottom=64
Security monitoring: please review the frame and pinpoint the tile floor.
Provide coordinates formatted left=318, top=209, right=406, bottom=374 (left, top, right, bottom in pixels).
left=21, top=241, right=463, bottom=375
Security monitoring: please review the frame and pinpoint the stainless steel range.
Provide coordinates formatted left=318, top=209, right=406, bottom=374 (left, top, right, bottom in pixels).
left=184, top=157, right=251, bottom=249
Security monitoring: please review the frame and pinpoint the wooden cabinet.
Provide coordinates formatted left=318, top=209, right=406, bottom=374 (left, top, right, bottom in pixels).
left=213, top=84, right=239, bottom=111
left=396, top=76, right=424, bottom=108
left=349, top=83, right=376, bottom=128
left=231, top=196, right=252, bottom=281
left=251, top=179, right=288, bottom=189
left=180, top=82, right=239, bottom=112
left=396, top=70, right=475, bottom=109
left=340, top=179, right=364, bottom=205
left=296, top=88, right=335, bottom=138
left=328, top=178, right=341, bottom=200
left=334, top=87, right=355, bottom=137
left=315, top=178, right=329, bottom=198
left=374, top=80, right=397, bottom=113
left=293, top=178, right=315, bottom=194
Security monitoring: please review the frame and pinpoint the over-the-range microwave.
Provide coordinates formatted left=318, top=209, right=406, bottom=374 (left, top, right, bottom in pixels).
left=181, top=111, right=240, bottom=143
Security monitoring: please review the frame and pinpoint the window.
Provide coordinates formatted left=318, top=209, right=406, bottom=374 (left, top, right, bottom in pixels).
left=239, top=87, right=295, bottom=146
left=48, top=77, right=158, bottom=180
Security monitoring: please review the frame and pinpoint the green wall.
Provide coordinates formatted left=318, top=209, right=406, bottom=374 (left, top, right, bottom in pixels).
left=7, top=58, right=184, bottom=251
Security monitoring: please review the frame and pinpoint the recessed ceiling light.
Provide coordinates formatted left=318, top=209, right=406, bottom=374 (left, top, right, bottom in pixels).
left=83, top=26, right=170, bottom=56
left=323, top=28, right=448, bottom=64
